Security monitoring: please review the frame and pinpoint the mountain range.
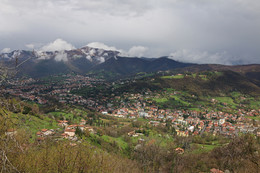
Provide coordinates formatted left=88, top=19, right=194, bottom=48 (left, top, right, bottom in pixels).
left=0, top=46, right=259, bottom=81
left=0, top=46, right=194, bottom=78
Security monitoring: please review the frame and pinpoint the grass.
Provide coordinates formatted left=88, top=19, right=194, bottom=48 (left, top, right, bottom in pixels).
left=199, top=75, right=208, bottom=80
left=170, top=95, right=190, bottom=106
left=188, top=108, right=201, bottom=111
left=214, top=97, right=237, bottom=108
left=101, top=135, right=129, bottom=150
left=191, top=73, right=197, bottom=78
left=161, top=72, right=222, bottom=81
left=249, top=100, right=260, bottom=109
left=137, top=118, right=150, bottom=122
left=140, top=131, right=174, bottom=147
left=153, top=97, right=168, bottom=103
left=48, top=111, right=81, bottom=123
left=161, top=75, right=184, bottom=79
left=246, top=116, right=260, bottom=121
left=230, top=92, right=242, bottom=97
left=166, top=88, right=175, bottom=92
left=11, top=113, right=59, bottom=141
left=192, top=143, right=221, bottom=154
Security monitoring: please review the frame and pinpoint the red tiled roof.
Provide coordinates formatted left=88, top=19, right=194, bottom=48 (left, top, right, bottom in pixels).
left=210, top=168, right=224, bottom=173
left=7, top=129, right=16, bottom=132
left=36, top=131, right=42, bottom=135
left=68, top=125, right=78, bottom=127
left=58, top=120, right=68, bottom=123
left=65, top=129, right=76, bottom=132
left=37, top=137, right=45, bottom=141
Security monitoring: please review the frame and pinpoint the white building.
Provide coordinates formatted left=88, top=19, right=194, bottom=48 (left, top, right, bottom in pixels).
left=64, top=129, right=76, bottom=137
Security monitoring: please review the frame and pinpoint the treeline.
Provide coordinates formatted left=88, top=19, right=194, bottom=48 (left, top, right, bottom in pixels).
left=0, top=135, right=142, bottom=172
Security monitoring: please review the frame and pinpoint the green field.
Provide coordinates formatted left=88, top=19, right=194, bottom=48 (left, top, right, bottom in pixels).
left=198, top=75, right=208, bottom=80
left=192, top=143, right=221, bottom=154
left=48, top=111, right=83, bottom=123
left=153, top=97, right=169, bottom=103
left=246, top=116, right=260, bottom=121
left=101, top=135, right=129, bottom=150
left=170, top=95, right=190, bottom=106
left=10, top=113, right=59, bottom=140
left=161, top=75, right=184, bottom=79
left=214, top=97, right=237, bottom=108
left=249, top=100, right=260, bottom=109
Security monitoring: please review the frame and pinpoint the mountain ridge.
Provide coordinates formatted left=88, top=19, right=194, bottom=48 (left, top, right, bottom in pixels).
left=0, top=47, right=195, bottom=78
left=1, top=47, right=259, bottom=79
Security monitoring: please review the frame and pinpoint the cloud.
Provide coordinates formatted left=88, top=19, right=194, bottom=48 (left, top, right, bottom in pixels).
left=40, top=39, right=75, bottom=52
left=169, top=49, right=242, bottom=65
left=1, top=48, right=11, bottom=53
left=0, top=1, right=260, bottom=64
left=54, top=51, right=68, bottom=62
left=87, top=42, right=119, bottom=52
left=96, top=56, right=105, bottom=63
left=25, top=44, right=35, bottom=49
left=87, top=42, right=148, bottom=57
left=127, top=46, right=148, bottom=57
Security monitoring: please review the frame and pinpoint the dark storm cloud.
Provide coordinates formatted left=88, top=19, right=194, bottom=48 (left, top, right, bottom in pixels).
left=0, top=0, right=259, bottom=64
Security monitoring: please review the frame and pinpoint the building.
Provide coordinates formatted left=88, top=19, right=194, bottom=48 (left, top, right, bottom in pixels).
left=64, top=129, right=76, bottom=137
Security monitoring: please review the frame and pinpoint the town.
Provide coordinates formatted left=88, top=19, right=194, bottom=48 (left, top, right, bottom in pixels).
left=2, top=74, right=259, bottom=140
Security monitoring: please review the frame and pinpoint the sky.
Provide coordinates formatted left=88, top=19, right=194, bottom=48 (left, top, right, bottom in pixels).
left=0, top=0, right=260, bottom=65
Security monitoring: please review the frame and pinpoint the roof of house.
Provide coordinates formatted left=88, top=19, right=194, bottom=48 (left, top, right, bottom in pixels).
left=7, top=128, right=16, bottom=132
left=36, top=131, right=42, bottom=135
left=210, top=168, right=224, bottom=173
left=65, top=129, right=76, bottom=132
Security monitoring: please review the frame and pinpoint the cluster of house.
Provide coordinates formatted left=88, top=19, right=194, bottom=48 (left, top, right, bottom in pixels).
left=1, top=74, right=103, bottom=105
left=127, top=130, right=144, bottom=137
left=3, top=74, right=259, bottom=139
left=99, top=92, right=260, bottom=138
left=35, top=119, right=95, bottom=142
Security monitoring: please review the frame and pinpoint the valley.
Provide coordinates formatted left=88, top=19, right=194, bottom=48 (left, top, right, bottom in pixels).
left=0, top=48, right=260, bottom=172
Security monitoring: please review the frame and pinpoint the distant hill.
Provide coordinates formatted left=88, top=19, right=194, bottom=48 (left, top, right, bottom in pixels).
left=114, top=70, right=260, bottom=96
left=0, top=47, right=194, bottom=78
left=0, top=47, right=259, bottom=82
left=91, top=56, right=193, bottom=75
left=178, top=64, right=260, bottom=87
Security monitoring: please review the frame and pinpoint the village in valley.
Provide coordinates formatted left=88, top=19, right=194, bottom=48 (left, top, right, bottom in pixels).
left=1, top=71, right=260, bottom=173
left=2, top=73, right=260, bottom=145
left=1, top=1, right=260, bottom=171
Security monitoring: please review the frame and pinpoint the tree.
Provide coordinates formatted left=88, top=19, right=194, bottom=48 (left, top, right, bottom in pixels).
left=212, top=134, right=260, bottom=172
left=32, top=104, right=40, bottom=115
left=0, top=53, right=35, bottom=172
left=75, top=127, right=83, bottom=138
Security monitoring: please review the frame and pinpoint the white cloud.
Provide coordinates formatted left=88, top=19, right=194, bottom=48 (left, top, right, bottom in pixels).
left=86, top=42, right=148, bottom=57
left=37, top=52, right=51, bottom=60
left=127, top=46, right=148, bottom=57
left=169, top=49, right=239, bottom=65
left=87, top=42, right=119, bottom=52
left=40, top=39, right=75, bottom=52
left=0, top=1, right=260, bottom=64
left=25, top=44, right=35, bottom=49
left=96, top=56, right=105, bottom=63
left=54, top=51, right=68, bottom=62
left=1, top=48, right=11, bottom=53
left=89, top=49, right=96, bottom=55
left=86, top=55, right=92, bottom=61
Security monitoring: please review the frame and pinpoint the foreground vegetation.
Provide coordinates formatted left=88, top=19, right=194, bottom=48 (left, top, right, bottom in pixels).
left=0, top=98, right=259, bottom=172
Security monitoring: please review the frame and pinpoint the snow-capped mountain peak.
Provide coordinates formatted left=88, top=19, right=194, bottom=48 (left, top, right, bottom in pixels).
left=0, top=46, right=120, bottom=65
